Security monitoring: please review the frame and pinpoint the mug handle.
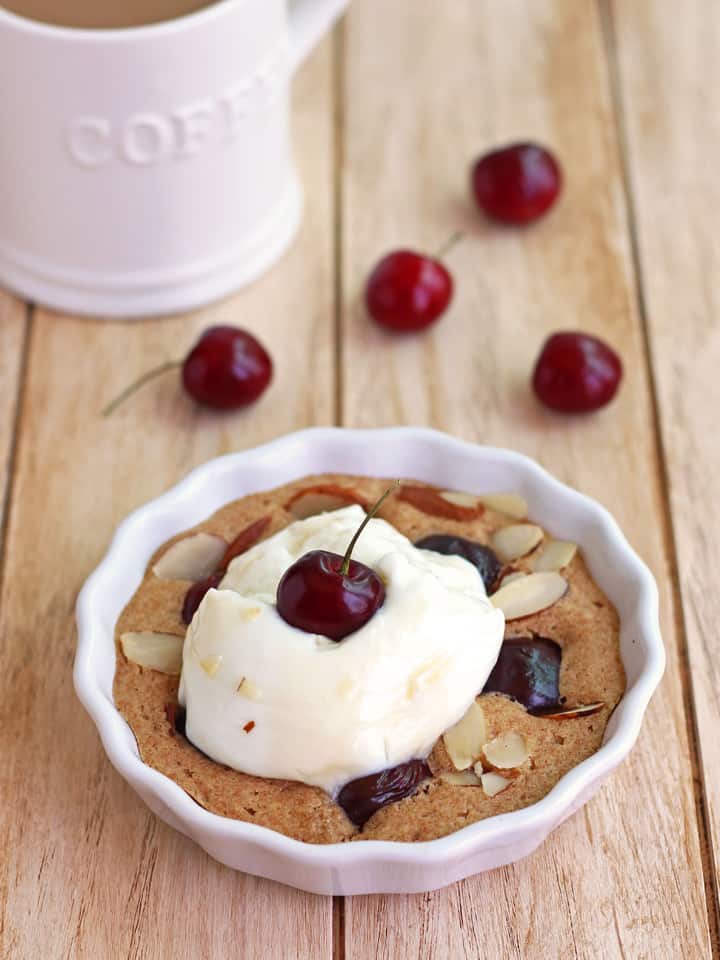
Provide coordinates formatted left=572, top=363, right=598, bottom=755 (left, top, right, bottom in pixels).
left=288, top=0, right=348, bottom=71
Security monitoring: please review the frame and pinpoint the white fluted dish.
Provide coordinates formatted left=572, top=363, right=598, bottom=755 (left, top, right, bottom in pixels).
left=74, top=428, right=664, bottom=895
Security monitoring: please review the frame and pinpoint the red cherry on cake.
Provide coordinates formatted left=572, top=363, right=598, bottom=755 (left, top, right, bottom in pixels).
left=471, top=143, right=561, bottom=225
left=276, top=550, right=385, bottom=641
left=365, top=237, right=458, bottom=332
left=532, top=332, right=622, bottom=413
left=276, top=486, right=397, bottom=641
left=103, top=325, right=272, bottom=416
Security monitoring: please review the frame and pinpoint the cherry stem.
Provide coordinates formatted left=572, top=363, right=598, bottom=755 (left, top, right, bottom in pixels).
left=433, top=230, right=464, bottom=261
left=341, top=482, right=400, bottom=576
left=102, top=360, right=182, bottom=417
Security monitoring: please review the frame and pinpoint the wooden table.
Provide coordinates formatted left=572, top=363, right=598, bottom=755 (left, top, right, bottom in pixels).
left=1, top=1, right=717, bottom=956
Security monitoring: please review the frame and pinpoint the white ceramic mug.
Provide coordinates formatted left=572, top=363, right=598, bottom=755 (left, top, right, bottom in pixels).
left=0, top=0, right=347, bottom=316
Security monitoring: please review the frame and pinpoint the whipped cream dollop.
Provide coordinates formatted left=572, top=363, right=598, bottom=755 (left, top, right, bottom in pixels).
left=179, top=506, right=504, bottom=794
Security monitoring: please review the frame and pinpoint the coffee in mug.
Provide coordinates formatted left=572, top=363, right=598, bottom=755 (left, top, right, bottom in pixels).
left=0, top=0, right=215, bottom=29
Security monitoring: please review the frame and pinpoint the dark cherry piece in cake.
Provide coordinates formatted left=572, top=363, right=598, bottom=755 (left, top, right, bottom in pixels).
left=165, top=702, right=187, bottom=737
left=182, top=571, right=224, bottom=625
left=482, top=636, right=562, bottom=712
left=337, top=759, right=431, bottom=827
left=415, top=534, right=502, bottom=592
left=182, top=517, right=271, bottom=625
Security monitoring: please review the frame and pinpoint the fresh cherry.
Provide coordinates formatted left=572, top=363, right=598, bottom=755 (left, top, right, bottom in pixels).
left=336, top=758, right=431, bottom=827
left=471, top=142, right=561, bottom=225
left=365, top=237, right=457, bottom=332
left=182, top=326, right=272, bottom=409
left=276, top=486, right=396, bottom=641
left=532, top=332, right=622, bottom=413
left=414, top=534, right=501, bottom=592
left=276, top=551, right=385, bottom=641
left=482, top=636, right=562, bottom=712
left=102, top=325, right=272, bottom=416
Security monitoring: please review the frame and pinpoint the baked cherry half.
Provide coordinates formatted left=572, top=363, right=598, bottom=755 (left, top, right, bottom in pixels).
left=337, top=759, right=431, bottom=827
left=415, top=534, right=501, bottom=592
left=471, top=142, right=561, bottom=225
left=482, top=636, right=562, bottom=712
left=276, top=486, right=396, bottom=641
left=532, top=331, right=622, bottom=413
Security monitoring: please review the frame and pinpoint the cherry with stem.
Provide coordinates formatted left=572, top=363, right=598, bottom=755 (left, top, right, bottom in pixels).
left=103, top=360, right=180, bottom=417
left=365, top=232, right=463, bottom=333
left=276, top=483, right=399, bottom=641
left=102, top=325, right=273, bottom=417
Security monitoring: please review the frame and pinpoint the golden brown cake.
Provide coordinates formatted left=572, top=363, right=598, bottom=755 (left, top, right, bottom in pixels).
left=114, top=474, right=625, bottom=843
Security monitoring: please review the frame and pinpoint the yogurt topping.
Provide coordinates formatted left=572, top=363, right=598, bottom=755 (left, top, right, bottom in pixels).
left=179, top=505, right=505, bottom=794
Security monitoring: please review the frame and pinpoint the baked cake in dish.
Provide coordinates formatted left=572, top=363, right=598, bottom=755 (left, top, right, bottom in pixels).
left=113, top=474, right=625, bottom=843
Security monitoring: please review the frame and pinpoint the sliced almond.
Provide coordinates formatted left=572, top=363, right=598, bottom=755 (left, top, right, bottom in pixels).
left=120, top=631, right=183, bottom=675
left=222, top=516, right=271, bottom=568
left=482, top=731, right=529, bottom=770
left=153, top=533, right=227, bottom=582
left=336, top=676, right=355, bottom=699
left=535, top=701, right=605, bottom=720
left=286, top=484, right=366, bottom=520
left=438, top=490, right=480, bottom=509
left=532, top=539, right=578, bottom=572
left=492, top=524, right=544, bottom=562
left=199, top=654, right=223, bottom=677
left=442, top=701, right=488, bottom=770
left=439, top=770, right=482, bottom=787
left=240, top=605, right=263, bottom=622
left=499, top=570, right=527, bottom=588
left=406, top=656, right=448, bottom=699
left=490, top=572, right=568, bottom=620
left=480, top=771, right=512, bottom=797
left=398, top=485, right=485, bottom=521
left=237, top=677, right=262, bottom=701
left=478, top=492, right=528, bottom=520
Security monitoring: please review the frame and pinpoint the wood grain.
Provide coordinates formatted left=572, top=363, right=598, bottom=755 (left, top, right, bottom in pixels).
left=0, top=293, right=27, bottom=557
left=609, top=0, right=720, bottom=933
left=1, top=1, right=717, bottom=957
left=339, top=0, right=711, bottom=956
left=0, top=46, right=335, bottom=960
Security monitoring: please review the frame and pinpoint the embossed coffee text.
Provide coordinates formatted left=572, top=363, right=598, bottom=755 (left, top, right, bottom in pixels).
left=66, top=47, right=285, bottom=168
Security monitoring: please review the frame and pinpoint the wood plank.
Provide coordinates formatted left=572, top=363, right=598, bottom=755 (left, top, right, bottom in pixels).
left=340, top=0, right=711, bottom=956
left=0, top=45, right=335, bottom=960
left=0, top=293, right=27, bottom=556
left=609, top=0, right=720, bottom=928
